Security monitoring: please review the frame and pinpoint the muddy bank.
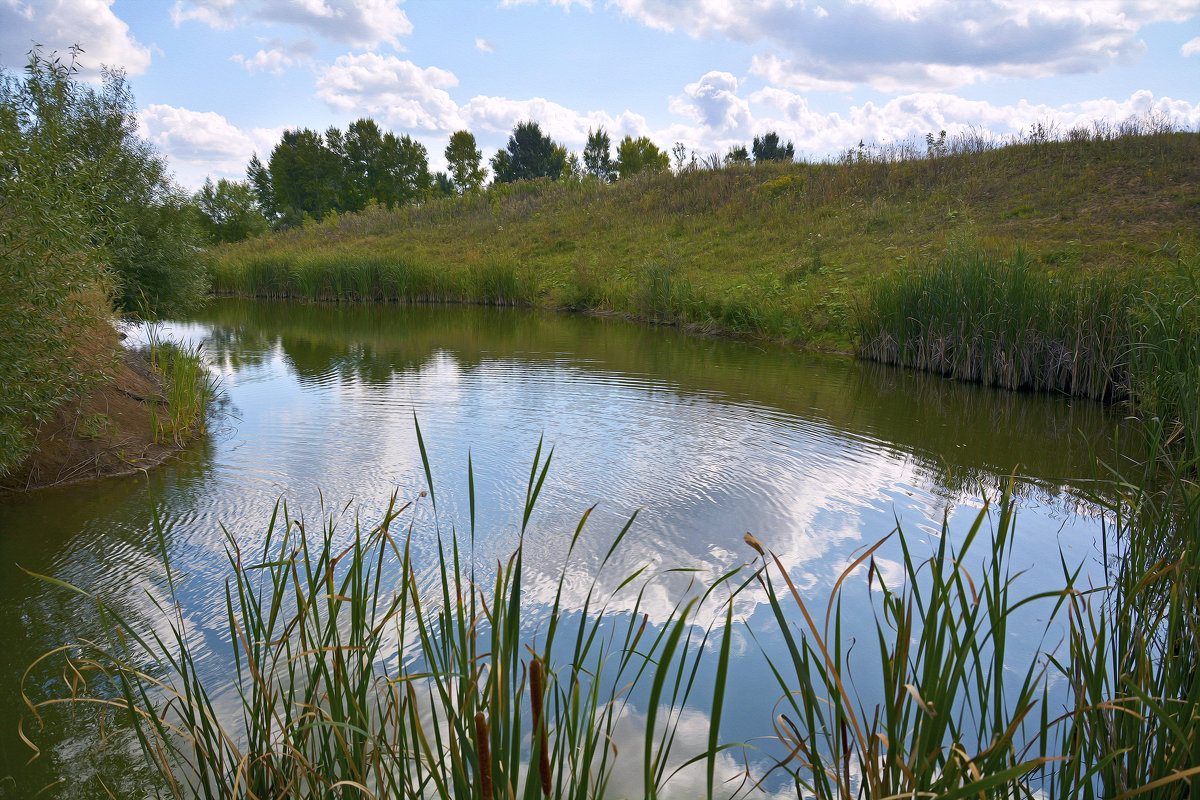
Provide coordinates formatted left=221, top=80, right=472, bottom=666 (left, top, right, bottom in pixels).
left=0, top=349, right=184, bottom=494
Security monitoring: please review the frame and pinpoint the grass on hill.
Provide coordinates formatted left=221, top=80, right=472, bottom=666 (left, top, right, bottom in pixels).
left=211, top=120, right=1199, bottom=349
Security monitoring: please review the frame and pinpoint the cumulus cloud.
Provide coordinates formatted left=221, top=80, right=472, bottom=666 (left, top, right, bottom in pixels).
left=536, top=0, right=1200, bottom=91
left=459, top=94, right=650, bottom=144
left=140, top=103, right=282, bottom=188
left=744, top=85, right=1200, bottom=158
left=172, top=0, right=412, bottom=48
left=1184, top=36, right=1200, bottom=56
left=315, top=52, right=462, bottom=130
left=230, top=37, right=318, bottom=73
left=671, top=71, right=752, bottom=131
left=0, top=0, right=152, bottom=76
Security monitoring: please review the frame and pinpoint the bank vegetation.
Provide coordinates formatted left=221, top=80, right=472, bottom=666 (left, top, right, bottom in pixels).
left=0, top=49, right=211, bottom=486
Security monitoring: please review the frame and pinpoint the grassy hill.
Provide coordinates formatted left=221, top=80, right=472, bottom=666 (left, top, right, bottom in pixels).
left=212, top=123, right=1199, bottom=348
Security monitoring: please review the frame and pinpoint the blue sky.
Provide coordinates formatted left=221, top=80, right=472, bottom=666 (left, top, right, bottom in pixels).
left=2, top=0, right=1197, bottom=189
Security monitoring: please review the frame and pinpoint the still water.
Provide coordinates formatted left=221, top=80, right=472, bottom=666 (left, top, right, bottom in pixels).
left=0, top=300, right=1130, bottom=797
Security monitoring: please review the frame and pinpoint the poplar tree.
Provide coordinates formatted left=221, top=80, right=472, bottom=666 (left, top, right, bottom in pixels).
left=583, top=127, right=615, bottom=182
left=445, top=130, right=486, bottom=194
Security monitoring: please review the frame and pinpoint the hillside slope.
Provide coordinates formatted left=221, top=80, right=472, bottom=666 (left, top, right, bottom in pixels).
left=212, top=128, right=1199, bottom=349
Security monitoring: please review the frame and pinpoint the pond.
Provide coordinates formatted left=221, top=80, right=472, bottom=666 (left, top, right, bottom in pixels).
left=0, top=299, right=1130, bottom=798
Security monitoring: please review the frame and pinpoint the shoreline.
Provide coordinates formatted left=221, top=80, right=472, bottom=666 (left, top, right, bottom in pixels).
left=0, top=347, right=190, bottom=495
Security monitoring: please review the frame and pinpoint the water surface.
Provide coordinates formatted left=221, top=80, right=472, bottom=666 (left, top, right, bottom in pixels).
left=0, top=300, right=1129, bottom=797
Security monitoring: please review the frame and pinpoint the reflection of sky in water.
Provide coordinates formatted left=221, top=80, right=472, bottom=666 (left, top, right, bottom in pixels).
left=3, top=306, right=1119, bottom=797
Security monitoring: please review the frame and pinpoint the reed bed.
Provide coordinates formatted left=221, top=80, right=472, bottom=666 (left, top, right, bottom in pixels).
left=857, top=250, right=1135, bottom=399
left=21, top=419, right=1200, bottom=798
left=857, top=248, right=1200, bottom=465
left=144, top=328, right=219, bottom=446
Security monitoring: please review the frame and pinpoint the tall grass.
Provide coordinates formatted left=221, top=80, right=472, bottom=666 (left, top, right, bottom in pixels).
left=1049, top=450, right=1200, bottom=798
left=857, top=250, right=1135, bottom=399
left=857, top=249, right=1200, bottom=466
left=21, top=433, right=737, bottom=799
left=144, top=327, right=218, bottom=446
left=748, top=485, right=1066, bottom=797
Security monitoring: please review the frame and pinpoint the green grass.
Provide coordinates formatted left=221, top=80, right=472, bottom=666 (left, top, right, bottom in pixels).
left=143, top=327, right=219, bottom=446
left=21, top=422, right=1200, bottom=798
left=210, top=123, right=1200, bottom=350
left=858, top=248, right=1200, bottom=466
left=22, top=431, right=739, bottom=799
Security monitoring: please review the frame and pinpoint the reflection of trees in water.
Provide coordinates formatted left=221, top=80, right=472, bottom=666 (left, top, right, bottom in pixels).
left=192, top=299, right=1131, bottom=504
left=847, top=358, right=1132, bottom=505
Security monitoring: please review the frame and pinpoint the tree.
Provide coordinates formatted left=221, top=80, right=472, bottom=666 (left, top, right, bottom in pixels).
left=1, top=47, right=206, bottom=470
left=432, top=171, right=456, bottom=197
left=343, top=118, right=385, bottom=210
left=724, top=145, right=750, bottom=166
left=444, top=130, right=486, bottom=195
left=615, top=135, right=669, bottom=179
left=5, top=53, right=206, bottom=318
left=583, top=127, right=615, bottom=182
left=491, top=120, right=565, bottom=182
left=194, top=178, right=270, bottom=244
left=265, top=127, right=343, bottom=225
left=374, top=132, right=430, bottom=207
left=752, top=131, right=795, bottom=163
left=251, top=120, right=432, bottom=225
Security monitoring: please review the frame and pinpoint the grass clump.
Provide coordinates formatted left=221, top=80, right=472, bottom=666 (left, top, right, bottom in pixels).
left=857, top=248, right=1200, bottom=465
left=143, top=328, right=218, bottom=447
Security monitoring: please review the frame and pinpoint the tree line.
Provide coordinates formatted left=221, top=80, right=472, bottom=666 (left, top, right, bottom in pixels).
left=202, top=119, right=797, bottom=241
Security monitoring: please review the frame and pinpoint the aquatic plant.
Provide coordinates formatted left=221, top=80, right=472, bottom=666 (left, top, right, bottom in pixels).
left=19, top=424, right=1199, bottom=798
left=144, top=327, right=218, bottom=446
left=857, top=248, right=1200, bottom=467
left=21, top=431, right=738, bottom=799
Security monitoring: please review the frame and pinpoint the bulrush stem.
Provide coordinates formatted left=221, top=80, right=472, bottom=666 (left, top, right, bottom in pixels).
left=531, top=657, right=551, bottom=796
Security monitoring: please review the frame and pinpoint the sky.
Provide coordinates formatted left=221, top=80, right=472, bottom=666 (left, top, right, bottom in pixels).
left=1, top=0, right=1198, bottom=190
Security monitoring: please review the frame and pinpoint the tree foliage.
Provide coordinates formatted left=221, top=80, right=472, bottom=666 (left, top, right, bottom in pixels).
left=583, top=127, right=615, bottom=182
left=0, top=47, right=205, bottom=473
left=194, top=178, right=269, bottom=244
left=615, top=135, right=669, bottom=179
left=252, top=118, right=431, bottom=226
left=725, top=144, right=751, bottom=166
left=752, top=131, right=795, bottom=163
left=491, top=121, right=566, bottom=183
left=444, top=130, right=486, bottom=195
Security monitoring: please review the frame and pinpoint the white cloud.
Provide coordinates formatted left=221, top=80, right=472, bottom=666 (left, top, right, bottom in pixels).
left=741, top=85, right=1200, bottom=159
left=542, top=0, right=1200, bottom=91
left=475, top=38, right=496, bottom=53
left=315, top=52, right=462, bottom=130
left=0, top=0, right=152, bottom=76
left=671, top=71, right=752, bottom=131
left=173, top=0, right=412, bottom=48
left=1184, top=36, right=1200, bottom=56
left=459, top=95, right=650, bottom=144
left=230, top=37, right=317, bottom=73
left=139, top=103, right=282, bottom=188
